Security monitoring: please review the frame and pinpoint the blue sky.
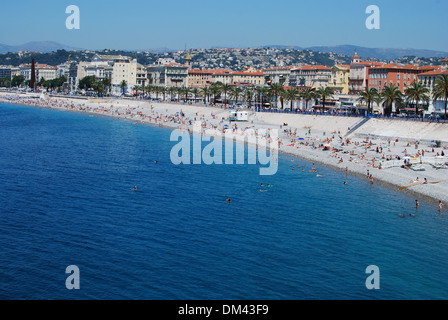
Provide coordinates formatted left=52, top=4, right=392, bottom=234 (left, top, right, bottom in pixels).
left=1, top=0, right=447, bottom=51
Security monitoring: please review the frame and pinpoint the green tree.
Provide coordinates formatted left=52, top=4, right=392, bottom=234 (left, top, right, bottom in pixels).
left=244, top=88, right=254, bottom=107
left=381, top=84, right=403, bottom=115
left=93, top=80, right=106, bottom=96
left=283, top=87, right=299, bottom=110
left=120, top=80, right=128, bottom=96
left=432, top=74, right=448, bottom=119
left=229, top=86, right=243, bottom=104
left=0, top=77, right=11, bottom=87
left=405, top=81, right=430, bottom=116
left=11, top=75, right=25, bottom=87
left=220, top=83, right=231, bottom=104
left=269, top=83, right=284, bottom=108
left=210, top=83, right=222, bottom=103
left=300, top=88, right=316, bottom=110
left=191, top=87, right=200, bottom=102
left=78, top=76, right=96, bottom=91
left=358, top=87, right=378, bottom=115
left=200, top=86, right=210, bottom=104
left=316, top=87, right=334, bottom=112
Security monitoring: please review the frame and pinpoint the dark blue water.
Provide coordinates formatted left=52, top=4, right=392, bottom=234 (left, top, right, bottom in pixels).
left=1, top=103, right=448, bottom=300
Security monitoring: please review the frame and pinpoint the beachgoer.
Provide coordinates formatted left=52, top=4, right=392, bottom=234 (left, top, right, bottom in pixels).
left=134, top=186, right=138, bottom=191
left=439, top=201, right=444, bottom=212
left=415, top=200, right=420, bottom=209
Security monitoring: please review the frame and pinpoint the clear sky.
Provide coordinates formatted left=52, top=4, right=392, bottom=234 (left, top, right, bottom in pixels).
left=1, top=0, right=447, bottom=51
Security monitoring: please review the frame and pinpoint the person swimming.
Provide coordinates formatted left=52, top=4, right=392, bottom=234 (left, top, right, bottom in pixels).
left=415, top=200, right=420, bottom=209
left=226, top=198, right=232, bottom=203
left=133, top=186, right=138, bottom=191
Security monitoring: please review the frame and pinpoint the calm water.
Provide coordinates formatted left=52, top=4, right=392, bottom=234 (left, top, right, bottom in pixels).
left=0, top=103, right=447, bottom=300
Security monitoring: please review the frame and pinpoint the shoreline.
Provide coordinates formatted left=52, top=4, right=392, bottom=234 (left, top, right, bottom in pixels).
left=1, top=92, right=447, bottom=208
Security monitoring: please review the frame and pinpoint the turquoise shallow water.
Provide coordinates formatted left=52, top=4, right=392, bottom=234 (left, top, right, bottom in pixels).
left=0, top=103, right=447, bottom=300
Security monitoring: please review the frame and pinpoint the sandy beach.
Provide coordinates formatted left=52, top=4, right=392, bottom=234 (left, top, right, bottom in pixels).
left=1, top=91, right=447, bottom=207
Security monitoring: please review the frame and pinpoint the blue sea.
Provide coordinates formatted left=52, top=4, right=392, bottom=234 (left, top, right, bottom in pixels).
left=0, top=103, right=447, bottom=300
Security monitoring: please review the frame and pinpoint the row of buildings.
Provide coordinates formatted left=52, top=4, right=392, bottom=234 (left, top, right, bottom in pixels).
left=1, top=52, right=447, bottom=113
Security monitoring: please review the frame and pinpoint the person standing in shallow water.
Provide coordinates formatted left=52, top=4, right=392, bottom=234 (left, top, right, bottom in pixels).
left=439, top=201, right=444, bottom=213
left=415, top=200, right=420, bottom=209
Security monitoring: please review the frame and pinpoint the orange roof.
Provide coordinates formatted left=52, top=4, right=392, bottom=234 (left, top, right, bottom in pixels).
left=370, top=64, right=440, bottom=72
left=418, top=69, right=448, bottom=76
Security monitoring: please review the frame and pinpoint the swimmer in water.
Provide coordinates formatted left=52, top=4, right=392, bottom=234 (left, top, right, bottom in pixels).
left=134, top=186, right=138, bottom=191
left=344, top=181, right=348, bottom=185
left=226, top=198, right=232, bottom=203
left=439, top=201, right=444, bottom=212
left=415, top=200, right=420, bottom=209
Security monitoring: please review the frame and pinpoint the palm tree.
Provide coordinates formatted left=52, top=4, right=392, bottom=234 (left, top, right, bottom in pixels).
left=210, top=83, right=222, bottom=103
left=316, top=87, right=334, bottom=112
left=283, top=87, right=299, bottom=110
left=269, top=83, right=284, bottom=108
left=103, top=78, right=111, bottom=95
left=133, top=85, right=142, bottom=97
left=191, top=87, right=200, bottom=103
left=244, top=88, right=254, bottom=107
left=161, top=86, right=167, bottom=101
left=358, top=87, right=378, bottom=115
left=220, top=83, right=232, bottom=104
left=433, top=74, right=448, bottom=119
left=168, top=86, right=177, bottom=101
left=300, top=88, right=316, bottom=111
left=181, top=87, right=191, bottom=101
left=229, top=86, right=243, bottom=104
left=120, top=80, right=127, bottom=96
left=144, top=85, right=153, bottom=99
left=381, top=84, right=403, bottom=115
left=200, top=86, right=210, bottom=104
left=405, top=81, right=430, bottom=116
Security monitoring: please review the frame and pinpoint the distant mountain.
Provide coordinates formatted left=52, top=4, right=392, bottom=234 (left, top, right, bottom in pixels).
left=0, top=41, right=81, bottom=54
left=304, top=45, right=448, bottom=60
